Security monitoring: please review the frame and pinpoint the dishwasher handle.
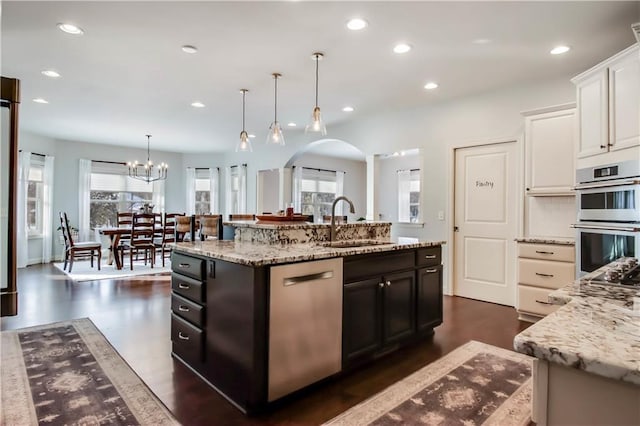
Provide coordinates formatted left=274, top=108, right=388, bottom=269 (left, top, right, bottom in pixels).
left=283, top=271, right=334, bottom=286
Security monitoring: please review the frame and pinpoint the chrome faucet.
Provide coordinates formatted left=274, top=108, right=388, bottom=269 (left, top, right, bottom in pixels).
left=330, top=196, right=355, bottom=242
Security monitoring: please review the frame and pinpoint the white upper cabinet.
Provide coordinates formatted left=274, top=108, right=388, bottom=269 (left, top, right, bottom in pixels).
left=523, top=104, right=576, bottom=196
left=572, top=44, right=640, bottom=159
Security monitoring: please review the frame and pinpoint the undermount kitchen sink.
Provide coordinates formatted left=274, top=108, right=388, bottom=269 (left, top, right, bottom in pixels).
left=322, top=239, right=392, bottom=248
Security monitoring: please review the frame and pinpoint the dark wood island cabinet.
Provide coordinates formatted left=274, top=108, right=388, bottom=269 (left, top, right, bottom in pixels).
left=169, top=243, right=443, bottom=414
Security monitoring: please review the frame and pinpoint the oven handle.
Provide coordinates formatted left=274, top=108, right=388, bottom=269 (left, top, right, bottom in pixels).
left=574, top=179, right=640, bottom=190
left=572, top=223, right=640, bottom=232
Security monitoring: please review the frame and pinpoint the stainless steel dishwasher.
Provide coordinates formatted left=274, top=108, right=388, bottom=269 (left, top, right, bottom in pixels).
left=268, top=257, right=343, bottom=401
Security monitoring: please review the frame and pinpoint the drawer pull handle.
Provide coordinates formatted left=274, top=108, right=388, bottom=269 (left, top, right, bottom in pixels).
left=178, top=332, right=190, bottom=340
left=535, top=250, right=554, bottom=255
left=178, top=263, right=191, bottom=268
left=535, top=299, right=553, bottom=305
left=379, top=282, right=385, bottom=288
left=425, top=268, right=438, bottom=273
left=178, top=305, right=190, bottom=312
left=535, top=272, right=554, bottom=278
left=178, top=283, right=190, bottom=289
left=283, top=271, right=333, bottom=286
left=424, top=255, right=437, bottom=259
left=386, top=280, right=391, bottom=287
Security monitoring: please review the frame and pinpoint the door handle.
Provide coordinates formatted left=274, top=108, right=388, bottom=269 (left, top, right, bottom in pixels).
left=454, top=226, right=459, bottom=232
left=535, top=272, right=554, bottom=278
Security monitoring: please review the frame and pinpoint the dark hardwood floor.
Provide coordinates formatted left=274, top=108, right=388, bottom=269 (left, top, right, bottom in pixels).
left=2, top=264, right=531, bottom=426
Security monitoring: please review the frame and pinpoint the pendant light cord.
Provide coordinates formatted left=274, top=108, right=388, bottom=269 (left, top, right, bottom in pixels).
left=274, top=75, right=278, bottom=123
left=242, top=90, right=246, bottom=131
left=314, top=54, right=319, bottom=107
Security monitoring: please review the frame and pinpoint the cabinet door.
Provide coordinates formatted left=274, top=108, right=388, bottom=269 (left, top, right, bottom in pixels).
left=576, top=70, right=608, bottom=158
left=343, top=278, right=382, bottom=363
left=525, top=108, right=576, bottom=194
left=609, top=50, right=640, bottom=151
left=382, top=270, right=416, bottom=345
left=416, top=266, right=443, bottom=332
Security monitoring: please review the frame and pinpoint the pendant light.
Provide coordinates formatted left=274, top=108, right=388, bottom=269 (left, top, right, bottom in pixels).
left=305, top=52, right=327, bottom=136
left=127, top=135, right=168, bottom=183
left=236, top=89, right=252, bottom=152
left=266, top=73, right=285, bottom=146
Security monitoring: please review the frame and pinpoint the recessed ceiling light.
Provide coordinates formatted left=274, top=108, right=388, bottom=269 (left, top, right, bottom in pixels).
left=472, top=38, right=492, bottom=44
left=191, top=101, right=205, bottom=108
left=181, top=45, right=198, bottom=54
left=287, top=122, right=297, bottom=127
left=342, top=106, right=354, bottom=112
left=41, top=70, right=61, bottom=78
left=550, top=45, right=570, bottom=55
left=57, top=23, right=84, bottom=35
left=33, top=98, right=49, bottom=104
left=346, top=18, right=368, bottom=31
left=248, top=134, right=256, bottom=139
left=393, top=43, right=412, bottom=54
left=424, top=82, right=439, bottom=90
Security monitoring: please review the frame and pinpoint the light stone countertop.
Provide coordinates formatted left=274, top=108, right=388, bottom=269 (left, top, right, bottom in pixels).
left=172, top=239, right=445, bottom=267
left=515, top=237, right=575, bottom=246
left=513, top=266, right=640, bottom=386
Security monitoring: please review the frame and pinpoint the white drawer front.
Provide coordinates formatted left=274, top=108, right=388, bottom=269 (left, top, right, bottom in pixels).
left=518, top=285, right=560, bottom=317
left=518, top=258, right=575, bottom=289
left=518, top=243, right=575, bottom=262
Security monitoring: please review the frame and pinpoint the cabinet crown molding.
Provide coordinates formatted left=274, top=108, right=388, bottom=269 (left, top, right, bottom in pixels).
left=571, top=43, right=639, bottom=84
left=521, top=103, right=576, bottom=117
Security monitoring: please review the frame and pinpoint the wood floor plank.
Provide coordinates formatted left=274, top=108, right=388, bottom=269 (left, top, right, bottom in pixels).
left=2, top=264, right=530, bottom=425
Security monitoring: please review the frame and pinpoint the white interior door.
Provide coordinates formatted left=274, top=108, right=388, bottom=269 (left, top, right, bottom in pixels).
left=454, top=142, right=517, bottom=306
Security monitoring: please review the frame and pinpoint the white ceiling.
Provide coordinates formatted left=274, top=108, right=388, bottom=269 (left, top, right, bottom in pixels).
left=2, top=1, right=639, bottom=154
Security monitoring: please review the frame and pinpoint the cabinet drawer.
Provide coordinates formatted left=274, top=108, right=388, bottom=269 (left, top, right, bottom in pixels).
left=171, top=272, right=205, bottom=303
left=518, top=258, right=575, bottom=289
left=171, top=252, right=204, bottom=280
left=344, top=251, right=415, bottom=282
left=171, top=293, right=205, bottom=328
left=518, top=285, right=560, bottom=317
left=518, top=243, right=574, bottom=262
left=171, top=313, right=204, bottom=363
left=416, top=247, right=441, bottom=267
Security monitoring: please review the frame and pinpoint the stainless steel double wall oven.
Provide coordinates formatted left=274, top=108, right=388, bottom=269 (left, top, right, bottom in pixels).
left=574, top=160, right=640, bottom=276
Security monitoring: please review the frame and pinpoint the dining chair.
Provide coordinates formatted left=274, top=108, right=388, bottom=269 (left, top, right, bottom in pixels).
left=120, top=213, right=156, bottom=270
left=175, top=215, right=192, bottom=242
left=200, top=215, right=222, bottom=240
left=155, top=212, right=183, bottom=266
left=59, top=212, right=102, bottom=273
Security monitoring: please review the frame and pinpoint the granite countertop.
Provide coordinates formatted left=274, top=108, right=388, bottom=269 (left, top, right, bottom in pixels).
left=223, top=220, right=391, bottom=229
left=514, top=267, right=640, bottom=386
left=515, top=237, right=575, bottom=246
left=172, top=239, right=445, bottom=267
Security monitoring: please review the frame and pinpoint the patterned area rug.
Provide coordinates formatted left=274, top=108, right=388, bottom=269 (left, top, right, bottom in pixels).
left=324, top=341, right=532, bottom=426
left=53, top=260, right=171, bottom=282
left=1, top=318, right=179, bottom=425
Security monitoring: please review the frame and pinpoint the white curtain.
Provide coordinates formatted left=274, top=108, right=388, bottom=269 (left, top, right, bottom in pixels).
left=42, top=155, right=55, bottom=263
left=224, top=166, right=232, bottom=217
left=398, top=169, right=411, bottom=222
left=185, top=167, right=196, bottom=215
left=292, top=166, right=303, bottom=212
left=78, top=158, right=92, bottom=241
left=209, top=167, right=219, bottom=213
left=238, top=164, right=247, bottom=214
left=152, top=179, right=165, bottom=213
left=17, top=151, right=31, bottom=268
left=336, top=170, right=345, bottom=215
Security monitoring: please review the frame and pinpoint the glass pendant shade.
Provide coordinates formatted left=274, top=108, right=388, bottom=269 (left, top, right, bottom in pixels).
left=266, top=73, right=285, bottom=146
left=236, top=89, right=253, bottom=152
left=266, top=121, right=285, bottom=145
left=305, top=52, right=327, bottom=136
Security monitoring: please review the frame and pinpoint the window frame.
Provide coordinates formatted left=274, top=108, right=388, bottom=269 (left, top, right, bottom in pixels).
left=299, top=167, right=339, bottom=220
left=26, top=160, right=45, bottom=237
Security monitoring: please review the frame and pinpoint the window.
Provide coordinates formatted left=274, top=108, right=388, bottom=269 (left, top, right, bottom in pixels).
left=89, top=171, right=153, bottom=228
left=27, top=161, right=44, bottom=236
left=398, top=169, right=421, bottom=223
left=299, top=168, right=339, bottom=220
left=226, top=165, right=246, bottom=215
left=195, top=169, right=211, bottom=214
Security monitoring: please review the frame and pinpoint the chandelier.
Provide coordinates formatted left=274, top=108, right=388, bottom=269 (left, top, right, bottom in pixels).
left=127, top=134, right=168, bottom=183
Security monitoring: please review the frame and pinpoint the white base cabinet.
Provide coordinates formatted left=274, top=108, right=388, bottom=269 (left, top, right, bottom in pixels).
left=516, top=242, right=575, bottom=322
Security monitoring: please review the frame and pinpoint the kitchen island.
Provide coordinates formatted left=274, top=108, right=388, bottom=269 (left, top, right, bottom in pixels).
left=514, top=265, right=640, bottom=425
left=169, top=221, right=445, bottom=413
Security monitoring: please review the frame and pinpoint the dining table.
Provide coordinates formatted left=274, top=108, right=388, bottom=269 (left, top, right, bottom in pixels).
left=98, top=227, right=131, bottom=270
